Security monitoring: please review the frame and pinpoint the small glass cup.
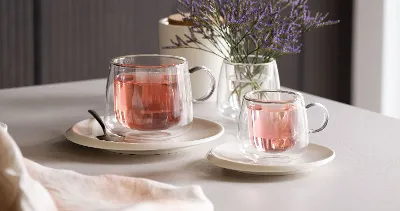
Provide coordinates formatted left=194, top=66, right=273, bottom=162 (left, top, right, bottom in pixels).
left=105, top=54, right=215, bottom=141
left=237, top=90, right=329, bottom=163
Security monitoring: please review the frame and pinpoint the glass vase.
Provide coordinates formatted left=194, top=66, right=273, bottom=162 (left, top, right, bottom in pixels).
left=217, top=58, right=280, bottom=121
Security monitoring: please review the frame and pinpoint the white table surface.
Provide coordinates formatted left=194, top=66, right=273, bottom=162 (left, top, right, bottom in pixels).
left=1, top=79, right=400, bottom=210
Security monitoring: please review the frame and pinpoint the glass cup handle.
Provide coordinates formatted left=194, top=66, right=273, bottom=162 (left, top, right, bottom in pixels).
left=189, top=66, right=216, bottom=102
left=306, top=103, right=329, bottom=133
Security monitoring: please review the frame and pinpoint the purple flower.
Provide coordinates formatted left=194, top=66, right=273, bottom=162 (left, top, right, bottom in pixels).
left=165, top=0, right=339, bottom=62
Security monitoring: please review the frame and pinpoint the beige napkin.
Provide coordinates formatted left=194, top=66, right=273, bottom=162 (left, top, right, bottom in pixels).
left=0, top=125, right=213, bottom=211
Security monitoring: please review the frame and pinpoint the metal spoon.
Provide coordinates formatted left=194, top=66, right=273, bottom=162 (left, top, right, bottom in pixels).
left=87, top=109, right=108, bottom=140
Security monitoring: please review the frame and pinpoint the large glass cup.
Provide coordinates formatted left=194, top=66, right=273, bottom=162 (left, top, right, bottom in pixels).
left=105, top=54, right=215, bottom=141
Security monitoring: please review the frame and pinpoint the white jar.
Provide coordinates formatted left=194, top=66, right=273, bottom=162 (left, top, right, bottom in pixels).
left=158, top=14, right=226, bottom=102
left=0, top=122, right=7, bottom=131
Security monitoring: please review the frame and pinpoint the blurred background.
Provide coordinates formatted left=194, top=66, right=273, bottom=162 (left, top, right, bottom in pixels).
left=0, top=0, right=399, bottom=118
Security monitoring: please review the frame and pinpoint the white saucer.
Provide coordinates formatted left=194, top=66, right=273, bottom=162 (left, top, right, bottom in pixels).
left=65, top=117, right=224, bottom=155
left=206, top=142, right=335, bottom=175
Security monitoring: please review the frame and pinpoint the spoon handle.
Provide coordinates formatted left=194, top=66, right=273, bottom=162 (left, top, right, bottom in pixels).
left=88, top=110, right=106, bottom=135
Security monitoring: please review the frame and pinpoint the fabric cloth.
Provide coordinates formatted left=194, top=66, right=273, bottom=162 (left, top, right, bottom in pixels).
left=0, top=125, right=213, bottom=211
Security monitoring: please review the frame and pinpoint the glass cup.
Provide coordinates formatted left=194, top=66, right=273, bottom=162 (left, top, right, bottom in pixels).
left=237, top=90, right=329, bottom=163
left=105, top=54, right=215, bottom=141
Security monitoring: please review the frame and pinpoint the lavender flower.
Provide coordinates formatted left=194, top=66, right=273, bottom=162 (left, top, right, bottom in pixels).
left=166, top=0, right=339, bottom=63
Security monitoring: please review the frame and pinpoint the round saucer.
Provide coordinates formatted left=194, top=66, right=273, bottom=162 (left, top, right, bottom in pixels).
left=206, top=142, right=335, bottom=175
left=65, top=117, right=224, bottom=155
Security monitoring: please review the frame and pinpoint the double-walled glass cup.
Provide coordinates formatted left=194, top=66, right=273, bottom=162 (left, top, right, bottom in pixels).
left=237, top=90, right=329, bottom=163
left=105, top=54, right=215, bottom=141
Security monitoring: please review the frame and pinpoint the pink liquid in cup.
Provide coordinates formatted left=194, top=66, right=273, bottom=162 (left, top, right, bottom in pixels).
left=248, top=104, right=296, bottom=152
left=114, top=73, right=181, bottom=131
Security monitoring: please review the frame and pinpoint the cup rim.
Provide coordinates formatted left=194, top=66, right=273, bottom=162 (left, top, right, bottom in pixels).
left=110, top=54, right=188, bottom=68
left=244, top=89, right=303, bottom=104
left=223, top=55, right=276, bottom=66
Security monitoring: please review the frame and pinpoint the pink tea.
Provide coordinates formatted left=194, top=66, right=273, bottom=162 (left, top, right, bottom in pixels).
left=248, top=104, right=296, bottom=152
left=114, top=73, right=181, bottom=130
